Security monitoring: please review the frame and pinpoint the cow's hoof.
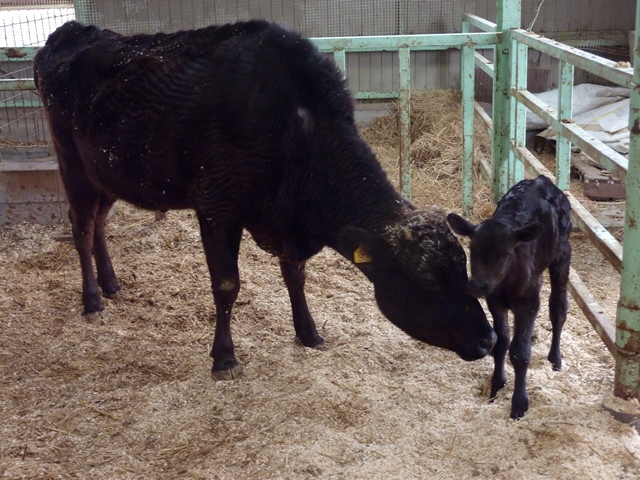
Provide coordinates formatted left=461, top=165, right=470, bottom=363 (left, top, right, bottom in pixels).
left=211, top=365, right=243, bottom=381
left=296, top=336, right=327, bottom=350
left=105, top=290, right=123, bottom=301
left=312, top=341, right=328, bottom=351
left=83, top=310, right=107, bottom=325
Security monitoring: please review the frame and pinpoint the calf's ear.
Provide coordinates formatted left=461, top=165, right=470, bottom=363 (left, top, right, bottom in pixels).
left=513, top=222, right=545, bottom=243
left=446, top=213, right=476, bottom=237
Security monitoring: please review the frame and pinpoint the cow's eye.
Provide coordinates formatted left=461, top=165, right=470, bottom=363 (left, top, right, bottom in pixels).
left=421, top=275, right=440, bottom=291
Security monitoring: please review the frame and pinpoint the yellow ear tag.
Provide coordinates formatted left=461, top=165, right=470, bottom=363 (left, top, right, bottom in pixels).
left=354, top=245, right=373, bottom=264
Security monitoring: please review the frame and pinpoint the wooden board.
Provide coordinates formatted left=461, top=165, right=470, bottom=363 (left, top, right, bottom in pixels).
left=0, top=169, right=67, bottom=225
left=571, top=156, right=626, bottom=201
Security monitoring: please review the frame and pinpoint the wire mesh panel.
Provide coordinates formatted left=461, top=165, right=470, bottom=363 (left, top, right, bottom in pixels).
left=0, top=0, right=635, bottom=146
left=1, top=3, right=74, bottom=144
left=0, top=5, right=74, bottom=47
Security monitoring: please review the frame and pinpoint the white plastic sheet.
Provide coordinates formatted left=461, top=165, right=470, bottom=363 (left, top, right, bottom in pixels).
left=529, top=84, right=631, bottom=154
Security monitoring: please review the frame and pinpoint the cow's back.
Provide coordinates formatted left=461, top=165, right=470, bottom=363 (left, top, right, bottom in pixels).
left=35, top=20, right=355, bottom=216
left=495, top=176, right=571, bottom=280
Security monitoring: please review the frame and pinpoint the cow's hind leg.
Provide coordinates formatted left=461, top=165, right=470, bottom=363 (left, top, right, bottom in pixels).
left=280, top=259, right=325, bottom=349
left=547, top=248, right=570, bottom=371
left=93, top=195, right=120, bottom=300
left=487, top=297, right=509, bottom=400
left=197, top=217, right=243, bottom=380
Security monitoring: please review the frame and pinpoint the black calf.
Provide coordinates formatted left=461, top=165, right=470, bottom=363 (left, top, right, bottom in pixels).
left=447, top=175, right=572, bottom=418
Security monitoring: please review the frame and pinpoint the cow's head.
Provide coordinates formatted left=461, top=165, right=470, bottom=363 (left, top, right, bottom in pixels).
left=447, top=213, right=544, bottom=298
left=338, top=208, right=496, bottom=361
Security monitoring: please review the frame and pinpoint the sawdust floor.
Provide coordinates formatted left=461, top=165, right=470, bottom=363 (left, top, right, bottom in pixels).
left=1, top=99, right=640, bottom=479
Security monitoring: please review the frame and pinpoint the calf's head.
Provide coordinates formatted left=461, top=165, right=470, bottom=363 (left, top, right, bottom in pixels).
left=446, top=213, right=544, bottom=298
left=338, top=209, right=496, bottom=361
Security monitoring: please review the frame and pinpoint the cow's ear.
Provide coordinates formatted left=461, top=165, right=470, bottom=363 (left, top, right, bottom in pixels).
left=513, top=222, right=545, bottom=243
left=446, top=213, right=476, bottom=238
left=336, top=226, right=379, bottom=265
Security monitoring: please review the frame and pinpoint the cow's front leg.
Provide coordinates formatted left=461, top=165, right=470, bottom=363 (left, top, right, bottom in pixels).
left=280, top=259, right=324, bottom=349
left=57, top=151, right=104, bottom=316
left=487, top=297, right=509, bottom=400
left=66, top=194, right=104, bottom=317
left=197, top=217, right=243, bottom=380
left=69, top=206, right=103, bottom=316
left=509, top=297, right=539, bottom=419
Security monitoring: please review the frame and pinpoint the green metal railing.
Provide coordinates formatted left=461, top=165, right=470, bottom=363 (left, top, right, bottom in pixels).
left=312, top=31, right=498, bottom=199
left=463, top=0, right=640, bottom=400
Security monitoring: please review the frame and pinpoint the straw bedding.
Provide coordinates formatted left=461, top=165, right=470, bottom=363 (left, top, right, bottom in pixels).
left=1, top=90, right=639, bottom=479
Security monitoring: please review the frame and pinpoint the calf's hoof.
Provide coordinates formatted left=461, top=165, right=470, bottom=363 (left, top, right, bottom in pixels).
left=510, top=396, right=529, bottom=419
left=548, top=353, right=562, bottom=371
left=211, top=364, right=243, bottom=381
left=490, top=376, right=507, bottom=400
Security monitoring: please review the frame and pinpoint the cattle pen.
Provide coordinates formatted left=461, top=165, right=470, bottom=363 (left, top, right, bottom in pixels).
left=1, top=1, right=640, bottom=479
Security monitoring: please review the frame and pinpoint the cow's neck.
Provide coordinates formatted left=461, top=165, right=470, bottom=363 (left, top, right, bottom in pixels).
left=301, top=135, right=410, bottom=234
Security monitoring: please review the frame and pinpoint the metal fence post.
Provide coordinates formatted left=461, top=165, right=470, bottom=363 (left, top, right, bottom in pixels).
left=511, top=37, right=527, bottom=185
left=398, top=46, right=411, bottom=200
left=461, top=39, right=476, bottom=216
left=73, top=0, right=94, bottom=24
left=557, top=61, right=574, bottom=190
left=614, top=5, right=640, bottom=400
left=492, top=0, right=521, bottom=201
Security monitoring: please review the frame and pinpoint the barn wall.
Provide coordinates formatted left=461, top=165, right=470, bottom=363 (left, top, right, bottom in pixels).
left=79, top=0, right=635, bottom=95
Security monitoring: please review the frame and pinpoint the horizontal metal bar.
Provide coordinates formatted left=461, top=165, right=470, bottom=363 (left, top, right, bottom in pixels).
left=1, top=46, right=39, bottom=62
left=353, top=92, right=399, bottom=100
left=473, top=101, right=494, bottom=187
left=0, top=79, right=36, bottom=91
left=548, top=30, right=629, bottom=47
left=462, top=13, right=498, bottom=32
left=513, top=142, right=554, bottom=178
left=0, top=159, right=58, bottom=172
left=1, top=3, right=73, bottom=10
left=311, top=32, right=499, bottom=53
left=568, top=268, right=617, bottom=358
left=568, top=191, right=623, bottom=273
left=0, top=99, right=43, bottom=108
left=562, top=38, right=631, bottom=49
left=474, top=101, right=493, bottom=131
left=512, top=29, right=633, bottom=88
left=474, top=51, right=494, bottom=76
left=514, top=89, right=628, bottom=183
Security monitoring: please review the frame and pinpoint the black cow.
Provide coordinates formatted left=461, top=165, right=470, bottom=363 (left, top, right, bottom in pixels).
left=447, top=175, right=571, bottom=418
left=34, top=20, right=496, bottom=378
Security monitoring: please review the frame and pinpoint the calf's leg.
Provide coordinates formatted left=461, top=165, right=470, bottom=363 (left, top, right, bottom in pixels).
left=547, top=252, right=570, bottom=371
left=487, top=297, right=509, bottom=400
left=197, top=216, right=243, bottom=379
left=509, top=296, right=539, bottom=419
left=280, top=259, right=324, bottom=348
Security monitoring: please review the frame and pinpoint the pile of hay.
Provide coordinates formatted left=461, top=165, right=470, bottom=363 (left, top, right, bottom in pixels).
left=361, top=89, right=493, bottom=219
